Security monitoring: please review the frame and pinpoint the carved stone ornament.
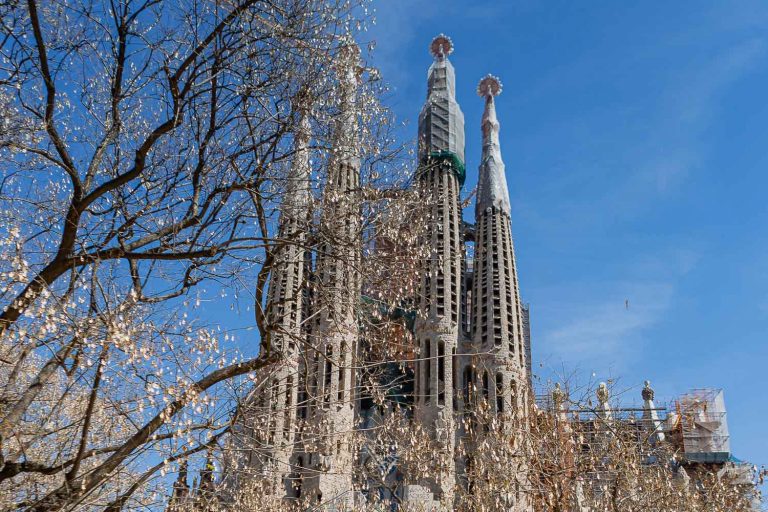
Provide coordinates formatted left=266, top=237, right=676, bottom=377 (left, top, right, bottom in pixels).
left=596, top=382, right=610, bottom=405
left=642, top=380, right=655, bottom=401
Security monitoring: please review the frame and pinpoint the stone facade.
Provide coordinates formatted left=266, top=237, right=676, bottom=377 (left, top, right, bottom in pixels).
left=231, top=35, right=532, bottom=510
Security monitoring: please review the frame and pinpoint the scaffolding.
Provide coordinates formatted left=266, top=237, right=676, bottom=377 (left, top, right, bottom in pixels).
left=674, top=388, right=731, bottom=464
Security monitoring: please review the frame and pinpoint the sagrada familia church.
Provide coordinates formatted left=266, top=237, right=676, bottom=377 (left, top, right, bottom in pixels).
left=163, top=35, right=751, bottom=512
left=223, top=33, right=533, bottom=509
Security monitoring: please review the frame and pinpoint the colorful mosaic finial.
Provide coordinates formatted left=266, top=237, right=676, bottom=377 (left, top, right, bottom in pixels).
left=430, top=34, right=454, bottom=59
left=477, top=74, right=502, bottom=98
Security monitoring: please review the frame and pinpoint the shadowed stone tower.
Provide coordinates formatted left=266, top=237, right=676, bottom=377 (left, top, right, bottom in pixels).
left=226, top=102, right=312, bottom=499
left=406, top=34, right=465, bottom=507
left=261, top=103, right=313, bottom=494
left=302, top=42, right=361, bottom=509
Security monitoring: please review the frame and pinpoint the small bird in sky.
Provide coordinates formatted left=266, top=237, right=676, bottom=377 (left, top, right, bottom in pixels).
left=625, top=299, right=629, bottom=310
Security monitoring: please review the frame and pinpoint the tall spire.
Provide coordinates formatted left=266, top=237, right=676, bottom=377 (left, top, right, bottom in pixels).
left=302, top=39, right=362, bottom=508
left=476, top=74, right=511, bottom=216
left=406, top=34, right=464, bottom=508
left=231, top=96, right=314, bottom=500
left=418, top=34, right=465, bottom=175
left=466, top=76, right=528, bottom=400
left=459, top=72, right=528, bottom=511
left=330, top=40, right=360, bottom=171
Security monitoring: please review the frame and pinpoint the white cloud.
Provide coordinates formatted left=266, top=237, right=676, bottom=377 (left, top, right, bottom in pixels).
left=537, top=280, right=674, bottom=370
left=531, top=39, right=765, bottom=370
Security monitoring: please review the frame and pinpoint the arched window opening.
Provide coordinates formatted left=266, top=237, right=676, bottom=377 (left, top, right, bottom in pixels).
left=338, top=342, right=347, bottom=405
left=284, top=376, right=294, bottom=440
left=437, top=341, right=445, bottom=405
left=324, top=345, right=333, bottom=406
left=496, top=373, right=504, bottom=414
left=452, top=347, right=458, bottom=411
left=463, top=367, right=473, bottom=408
left=291, top=456, right=304, bottom=499
left=424, top=340, right=431, bottom=404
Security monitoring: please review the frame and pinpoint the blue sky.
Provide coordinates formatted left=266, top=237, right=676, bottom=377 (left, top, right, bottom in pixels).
left=367, top=0, right=768, bottom=469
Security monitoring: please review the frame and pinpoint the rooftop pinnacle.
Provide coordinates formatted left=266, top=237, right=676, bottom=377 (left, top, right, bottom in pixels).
left=430, top=34, right=454, bottom=60
left=418, top=34, right=465, bottom=167
left=476, top=74, right=511, bottom=216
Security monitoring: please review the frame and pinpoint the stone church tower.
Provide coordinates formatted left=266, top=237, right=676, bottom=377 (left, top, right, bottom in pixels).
left=467, top=74, right=528, bottom=419
left=406, top=34, right=466, bottom=507
left=224, top=103, right=312, bottom=498
left=301, top=43, right=362, bottom=508
left=460, top=74, right=530, bottom=510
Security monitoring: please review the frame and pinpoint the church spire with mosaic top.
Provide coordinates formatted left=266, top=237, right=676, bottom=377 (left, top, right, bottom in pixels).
left=468, top=73, right=528, bottom=425
left=476, top=74, right=511, bottom=215
left=406, top=34, right=466, bottom=507
left=418, top=34, right=466, bottom=186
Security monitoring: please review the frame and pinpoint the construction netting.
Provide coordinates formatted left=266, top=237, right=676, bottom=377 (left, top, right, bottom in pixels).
left=673, top=388, right=731, bottom=463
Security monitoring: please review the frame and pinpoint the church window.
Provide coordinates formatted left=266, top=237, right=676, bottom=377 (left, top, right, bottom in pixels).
left=452, top=348, right=458, bottom=411
left=284, top=376, right=293, bottom=440
left=294, top=457, right=304, bottom=498
left=463, top=367, right=473, bottom=407
left=338, top=342, right=346, bottom=404
left=269, top=383, right=278, bottom=444
left=438, top=342, right=445, bottom=405
left=324, top=345, right=332, bottom=405
left=425, top=341, right=432, bottom=403
left=496, top=373, right=504, bottom=414
left=298, top=386, right=307, bottom=419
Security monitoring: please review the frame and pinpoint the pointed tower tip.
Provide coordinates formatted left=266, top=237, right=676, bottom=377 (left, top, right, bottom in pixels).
left=477, top=74, right=502, bottom=98
left=430, top=34, right=454, bottom=59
